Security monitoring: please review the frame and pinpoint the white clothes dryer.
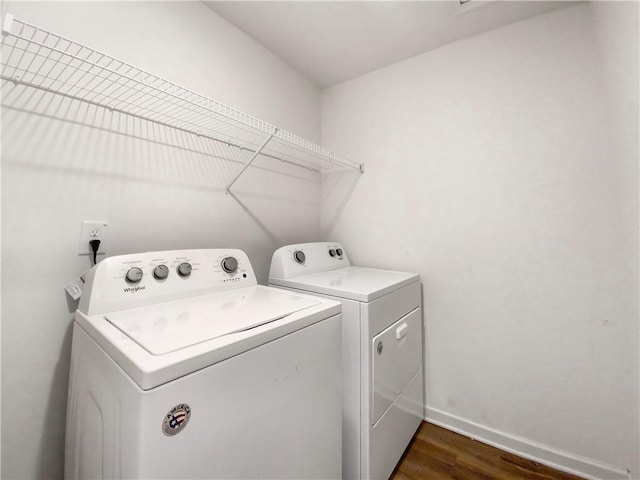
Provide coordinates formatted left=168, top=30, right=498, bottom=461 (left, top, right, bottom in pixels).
left=65, top=249, right=342, bottom=480
left=269, top=242, right=424, bottom=480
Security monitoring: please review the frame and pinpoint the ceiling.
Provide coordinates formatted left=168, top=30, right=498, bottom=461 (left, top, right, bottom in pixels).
left=204, top=1, right=579, bottom=88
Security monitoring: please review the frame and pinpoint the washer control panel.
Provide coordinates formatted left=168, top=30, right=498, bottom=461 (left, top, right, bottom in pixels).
left=269, top=242, right=351, bottom=279
left=79, top=249, right=257, bottom=315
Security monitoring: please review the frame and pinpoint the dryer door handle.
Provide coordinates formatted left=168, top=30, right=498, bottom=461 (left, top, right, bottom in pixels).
left=396, top=322, right=408, bottom=340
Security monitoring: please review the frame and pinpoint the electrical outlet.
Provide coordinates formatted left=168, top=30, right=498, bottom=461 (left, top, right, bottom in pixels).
left=79, top=220, right=109, bottom=256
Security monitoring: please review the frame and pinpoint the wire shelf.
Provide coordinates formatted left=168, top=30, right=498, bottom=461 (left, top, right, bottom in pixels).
left=0, top=14, right=363, bottom=189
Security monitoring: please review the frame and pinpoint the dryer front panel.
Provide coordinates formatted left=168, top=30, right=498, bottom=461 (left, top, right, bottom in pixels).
left=371, top=307, right=422, bottom=425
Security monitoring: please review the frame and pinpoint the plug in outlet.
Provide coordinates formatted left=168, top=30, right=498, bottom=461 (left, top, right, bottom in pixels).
left=79, top=220, right=109, bottom=256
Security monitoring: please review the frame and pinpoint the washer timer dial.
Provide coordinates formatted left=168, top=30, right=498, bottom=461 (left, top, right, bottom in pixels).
left=221, top=256, right=238, bottom=274
left=293, top=250, right=306, bottom=264
left=153, top=264, right=169, bottom=280
left=125, top=267, right=143, bottom=283
left=177, top=262, right=192, bottom=277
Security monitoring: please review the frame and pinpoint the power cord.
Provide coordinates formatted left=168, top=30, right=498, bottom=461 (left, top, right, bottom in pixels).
left=89, top=239, right=101, bottom=266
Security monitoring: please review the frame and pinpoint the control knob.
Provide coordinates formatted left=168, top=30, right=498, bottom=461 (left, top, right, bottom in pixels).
left=221, top=256, right=238, bottom=274
left=153, top=264, right=169, bottom=280
left=329, top=249, right=336, bottom=257
left=177, top=262, right=192, bottom=277
left=125, top=267, right=143, bottom=283
left=293, top=250, right=306, bottom=264
left=336, top=248, right=343, bottom=256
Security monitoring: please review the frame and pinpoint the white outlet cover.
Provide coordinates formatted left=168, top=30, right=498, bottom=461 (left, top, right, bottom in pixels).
left=79, top=220, right=109, bottom=255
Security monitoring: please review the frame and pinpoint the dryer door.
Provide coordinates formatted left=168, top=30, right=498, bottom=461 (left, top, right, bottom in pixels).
left=371, top=307, right=422, bottom=425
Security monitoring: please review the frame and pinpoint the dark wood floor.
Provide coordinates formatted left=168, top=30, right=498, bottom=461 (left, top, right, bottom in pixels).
left=390, top=422, right=585, bottom=480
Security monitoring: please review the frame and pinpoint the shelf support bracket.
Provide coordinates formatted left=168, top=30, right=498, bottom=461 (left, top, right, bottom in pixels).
left=225, top=130, right=276, bottom=193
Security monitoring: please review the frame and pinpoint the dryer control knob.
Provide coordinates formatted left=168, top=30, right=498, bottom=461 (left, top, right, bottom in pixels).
left=125, top=267, right=143, bottom=283
left=221, top=256, right=238, bottom=274
left=293, top=250, right=306, bottom=264
left=336, top=248, right=343, bottom=256
left=177, top=262, right=192, bottom=277
left=329, top=249, right=336, bottom=257
left=153, top=264, right=169, bottom=280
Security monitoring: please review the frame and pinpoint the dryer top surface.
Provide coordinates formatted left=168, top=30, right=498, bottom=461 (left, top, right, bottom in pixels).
left=270, top=266, right=419, bottom=302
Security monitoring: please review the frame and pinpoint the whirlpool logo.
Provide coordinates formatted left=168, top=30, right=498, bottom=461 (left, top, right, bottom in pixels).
left=123, top=286, right=146, bottom=294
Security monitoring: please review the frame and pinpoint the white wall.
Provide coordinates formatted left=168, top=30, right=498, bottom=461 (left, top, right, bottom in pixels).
left=321, top=3, right=638, bottom=479
left=1, top=2, right=322, bottom=478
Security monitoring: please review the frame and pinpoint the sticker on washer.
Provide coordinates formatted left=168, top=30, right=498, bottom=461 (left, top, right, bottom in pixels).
left=162, top=403, right=191, bottom=436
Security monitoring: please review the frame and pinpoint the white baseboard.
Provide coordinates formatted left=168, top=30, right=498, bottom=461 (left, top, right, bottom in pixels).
left=424, top=406, right=630, bottom=480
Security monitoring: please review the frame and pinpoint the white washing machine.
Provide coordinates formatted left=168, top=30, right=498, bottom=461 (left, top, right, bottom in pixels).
left=65, top=249, right=343, bottom=480
left=269, top=242, right=424, bottom=480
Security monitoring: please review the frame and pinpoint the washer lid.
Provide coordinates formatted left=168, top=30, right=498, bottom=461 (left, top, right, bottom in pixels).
left=105, top=286, right=321, bottom=355
left=270, top=266, right=419, bottom=302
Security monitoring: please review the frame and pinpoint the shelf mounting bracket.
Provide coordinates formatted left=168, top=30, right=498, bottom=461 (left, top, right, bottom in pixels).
left=225, top=130, right=276, bottom=193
